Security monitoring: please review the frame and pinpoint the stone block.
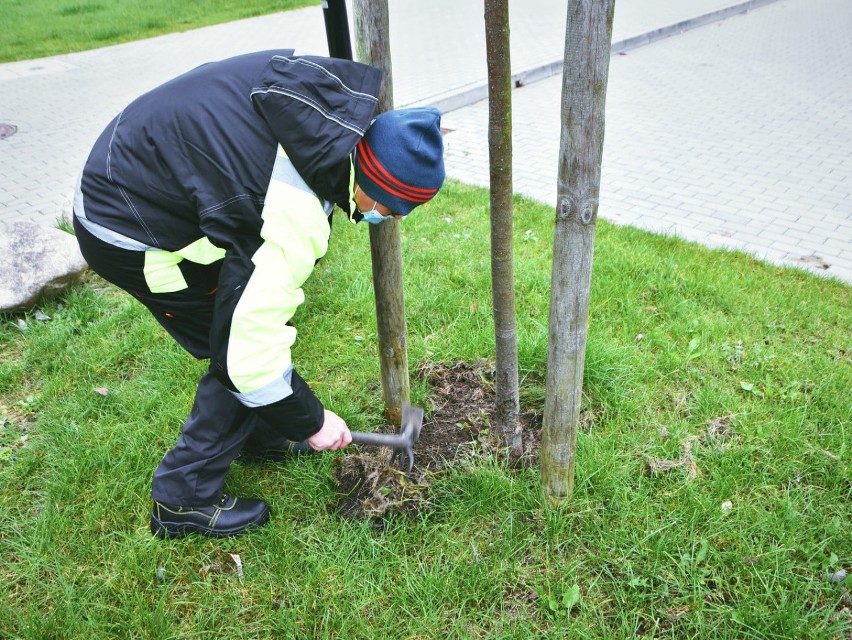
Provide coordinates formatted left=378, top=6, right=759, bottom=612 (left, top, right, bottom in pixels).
left=0, top=221, right=88, bottom=312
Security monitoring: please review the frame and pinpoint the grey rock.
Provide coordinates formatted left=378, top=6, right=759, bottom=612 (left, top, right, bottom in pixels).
left=825, top=569, right=848, bottom=584
left=0, top=221, right=88, bottom=312
left=60, top=189, right=76, bottom=227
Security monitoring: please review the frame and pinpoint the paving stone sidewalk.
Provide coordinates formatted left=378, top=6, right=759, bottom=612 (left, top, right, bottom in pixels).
left=443, top=0, right=852, bottom=282
left=0, top=0, right=849, bottom=282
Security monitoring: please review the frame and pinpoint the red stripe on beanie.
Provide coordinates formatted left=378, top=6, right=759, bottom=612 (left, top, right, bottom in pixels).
left=358, top=139, right=437, bottom=196
left=357, top=139, right=438, bottom=203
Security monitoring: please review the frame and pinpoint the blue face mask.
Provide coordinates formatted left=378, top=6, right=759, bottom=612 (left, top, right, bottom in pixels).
left=359, top=207, right=391, bottom=225
left=354, top=186, right=392, bottom=225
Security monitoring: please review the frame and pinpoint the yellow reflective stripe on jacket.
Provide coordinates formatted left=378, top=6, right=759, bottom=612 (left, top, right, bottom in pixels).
left=144, top=250, right=188, bottom=293
left=143, top=238, right=225, bottom=293
left=175, top=236, right=226, bottom=265
left=227, top=146, right=330, bottom=396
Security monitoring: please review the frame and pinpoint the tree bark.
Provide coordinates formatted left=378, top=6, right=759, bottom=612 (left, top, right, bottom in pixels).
left=354, top=0, right=409, bottom=426
left=542, top=0, right=615, bottom=504
left=484, top=0, right=521, bottom=456
left=354, top=0, right=393, bottom=104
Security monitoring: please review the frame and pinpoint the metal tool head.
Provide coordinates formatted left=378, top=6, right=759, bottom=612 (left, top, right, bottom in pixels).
left=392, top=404, right=424, bottom=472
left=401, top=404, right=424, bottom=441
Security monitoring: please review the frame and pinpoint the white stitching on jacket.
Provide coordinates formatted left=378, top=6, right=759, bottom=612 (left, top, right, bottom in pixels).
left=270, top=55, right=379, bottom=102
left=250, top=86, right=367, bottom=136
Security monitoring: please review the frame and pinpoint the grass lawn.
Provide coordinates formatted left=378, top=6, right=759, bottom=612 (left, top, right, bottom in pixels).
left=0, top=0, right=320, bottom=62
left=1, top=181, right=850, bottom=638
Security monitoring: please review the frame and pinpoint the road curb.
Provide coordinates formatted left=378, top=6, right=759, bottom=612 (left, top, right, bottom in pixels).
left=409, top=0, right=782, bottom=113
left=611, top=0, right=781, bottom=53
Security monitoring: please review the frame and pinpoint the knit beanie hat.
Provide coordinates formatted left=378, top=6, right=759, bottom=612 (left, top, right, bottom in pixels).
left=354, top=107, right=445, bottom=215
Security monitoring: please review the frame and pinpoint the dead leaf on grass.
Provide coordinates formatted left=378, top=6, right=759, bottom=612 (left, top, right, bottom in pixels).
left=706, top=415, right=736, bottom=445
left=200, top=563, right=223, bottom=577
left=645, top=436, right=700, bottom=480
left=229, top=554, right=244, bottom=582
left=200, top=551, right=245, bottom=580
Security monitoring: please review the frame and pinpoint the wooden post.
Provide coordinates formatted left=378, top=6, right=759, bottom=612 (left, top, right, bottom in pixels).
left=353, top=0, right=409, bottom=426
left=541, top=0, right=615, bottom=503
left=484, top=0, right=522, bottom=456
left=321, top=0, right=353, bottom=60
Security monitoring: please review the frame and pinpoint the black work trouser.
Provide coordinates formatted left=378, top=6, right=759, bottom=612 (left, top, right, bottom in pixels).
left=74, top=217, right=296, bottom=505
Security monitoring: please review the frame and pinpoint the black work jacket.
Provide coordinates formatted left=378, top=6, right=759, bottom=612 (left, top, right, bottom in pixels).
left=77, top=50, right=382, bottom=439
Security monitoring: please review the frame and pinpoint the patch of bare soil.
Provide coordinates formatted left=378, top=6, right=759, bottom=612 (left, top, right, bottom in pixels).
left=330, top=361, right=541, bottom=520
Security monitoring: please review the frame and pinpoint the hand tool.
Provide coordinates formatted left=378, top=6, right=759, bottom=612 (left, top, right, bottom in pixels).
left=349, top=404, right=424, bottom=471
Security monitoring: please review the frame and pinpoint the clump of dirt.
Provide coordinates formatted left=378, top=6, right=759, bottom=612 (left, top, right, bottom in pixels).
left=330, top=360, right=541, bottom=520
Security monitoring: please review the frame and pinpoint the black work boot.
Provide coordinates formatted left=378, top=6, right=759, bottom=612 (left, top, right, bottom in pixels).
left=239, top=439, right=317, bottom=463
left=151, top=495, right=270, bottom=538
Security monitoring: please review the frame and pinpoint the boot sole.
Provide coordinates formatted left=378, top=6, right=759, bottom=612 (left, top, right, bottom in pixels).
left=150, top=507, right=270, bottom=538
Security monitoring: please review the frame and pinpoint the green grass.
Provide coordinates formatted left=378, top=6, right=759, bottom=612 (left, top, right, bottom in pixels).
left=0, top=0, right=320, bottom=62
left=1, top=181, right=850, bottom=638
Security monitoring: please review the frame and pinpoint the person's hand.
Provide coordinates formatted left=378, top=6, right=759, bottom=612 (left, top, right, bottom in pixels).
left=307, top=410, right=352, bottom=451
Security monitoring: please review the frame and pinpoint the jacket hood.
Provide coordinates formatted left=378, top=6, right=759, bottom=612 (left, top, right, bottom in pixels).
left=251, top=55, right=382, bottom=208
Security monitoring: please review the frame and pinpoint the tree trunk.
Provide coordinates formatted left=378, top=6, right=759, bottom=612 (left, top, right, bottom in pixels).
left=484, top=0, right=521, bottom=456
left=542, top=0, right=615, bottom=504
left=354, top=0, right=393, bottom=104
left=354, top=0, right=409, bottom=426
